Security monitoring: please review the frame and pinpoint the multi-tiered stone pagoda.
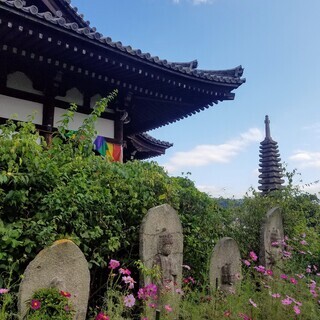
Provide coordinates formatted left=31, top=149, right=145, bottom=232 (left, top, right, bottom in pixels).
left=258, top=116, right=284, bottom=194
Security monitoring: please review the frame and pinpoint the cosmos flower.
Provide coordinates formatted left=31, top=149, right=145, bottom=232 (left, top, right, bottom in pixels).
left=31, top=299, right=41, bottom=310
left=108, top=259, right=120, bottom=269
left=124, top=294, right=135, bottom=308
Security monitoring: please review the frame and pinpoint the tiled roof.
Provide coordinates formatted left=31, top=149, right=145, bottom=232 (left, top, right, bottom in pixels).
left=0, top=0, right=245, bottom=85
left=137, top=133, right=173, bottom=148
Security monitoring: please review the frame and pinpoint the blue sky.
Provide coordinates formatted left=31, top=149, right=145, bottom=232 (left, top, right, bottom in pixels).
left=72, top=0, right=320, bottom=197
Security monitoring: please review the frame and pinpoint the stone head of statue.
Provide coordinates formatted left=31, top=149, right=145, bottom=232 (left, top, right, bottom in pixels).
left=158, top=229, right=173, bottom=256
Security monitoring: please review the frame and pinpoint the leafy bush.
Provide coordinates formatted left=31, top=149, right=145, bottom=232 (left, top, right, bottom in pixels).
left=0, top=98, right=222, bottom=300
left=0, top=96, right=319, bottom=318
left=25, top=288, right=74, bottom=320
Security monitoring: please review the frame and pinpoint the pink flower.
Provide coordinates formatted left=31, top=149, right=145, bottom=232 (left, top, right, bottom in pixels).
left=0, top=288, right=9, bottom=294
left=290, top=277, right=298, bottom=285
left=306, top=267, right=312, bottom=273
left=300, top=240, right=308, bottom=245
left=280, top=274, right=288, bottom=280
left=124, top=294, right=135, bottom=308
left=31, top=299, right=41, bottom=310
left=164, top=305, right=172, bottom=312
left=64, top=305, right=70, bottom=312
left=309, top=280, right=316, bottom=289
left=148, top=303, right=156, bottom=308
left=224, top=310, right=231, bottom=317
left=108, top=259, right=120, bottom=269
left=293, top=305, right=301, bottom=315
left=254, top=265, right=265, bottom=273
left=265, top=269, right=273, bottom=276
left=310, top=289, right=318, bottom=298
left=281, top=298, right=292, bottom=305
left=175, top=288, right=184, bottom=295
left=283, top=251, right=292, bottom=258
left=249, top=298, right=257, bottom=308
left=296, top=274, right=304, bottom=279
left=119, top=268, right=131, bottom=275
left=272, top=293, right=281, bottom=298
left=249, top=251, right=258, bottom=261
left=60, top=291, right=71, bottom=298
left=122, top=276, right=136, bottom=289
left=95, top=312, right=110, bottom=320
left=239, top=313, right=252, bottom=320
left=138, top=283, right=158, bottom=300
left=243, top=260, right=251, bottom=267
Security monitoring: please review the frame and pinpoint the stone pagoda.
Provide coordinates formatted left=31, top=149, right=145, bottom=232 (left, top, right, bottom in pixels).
left=258, top=116, right=284, bottom=194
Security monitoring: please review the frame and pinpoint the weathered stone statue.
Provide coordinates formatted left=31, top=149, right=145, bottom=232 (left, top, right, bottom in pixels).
left=140, top=204, right=183, bottom=291
left=18, top=239, right=90, bottom=320
left=260, top=207, right=284, bottom=269
left=153, top=229, right=178, bottom=290
left=209, top=237, right=242, bottom=293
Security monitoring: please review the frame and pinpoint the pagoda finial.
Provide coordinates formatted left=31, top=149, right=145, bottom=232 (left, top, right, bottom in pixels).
left=265, top=115, right=271, bottom=139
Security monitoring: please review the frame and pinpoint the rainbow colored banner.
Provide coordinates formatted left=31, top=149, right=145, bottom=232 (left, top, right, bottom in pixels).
left=94, top=136, right=122, bottom=162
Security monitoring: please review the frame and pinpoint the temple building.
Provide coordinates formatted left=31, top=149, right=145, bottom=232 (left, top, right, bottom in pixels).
left=0, top=0, right=245, bottom=161
left=258, top=115, right=285, bottom=194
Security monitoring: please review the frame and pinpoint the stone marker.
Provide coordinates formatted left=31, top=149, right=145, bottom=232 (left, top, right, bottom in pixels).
left=19, top=239, right=90, bottom=320
left=140, top=204, right=183, bottom=292
left=260, top=207, right=284, bottom=269
left=209, top=237, right=242, bottom=293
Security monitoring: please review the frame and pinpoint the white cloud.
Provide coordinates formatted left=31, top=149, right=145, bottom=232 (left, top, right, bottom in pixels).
left=289, top=150, right=320, bottom=168
left=197, top=184, right=246, bottom=198
left=163, top=128, right=263, bottom=173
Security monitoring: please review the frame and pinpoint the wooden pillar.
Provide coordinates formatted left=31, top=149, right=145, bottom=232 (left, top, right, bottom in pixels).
left=0, top=53, right=8, bottom=88
left=114, top=111, right=123, bottom=143
left=42, top=97, right=55, bottom=146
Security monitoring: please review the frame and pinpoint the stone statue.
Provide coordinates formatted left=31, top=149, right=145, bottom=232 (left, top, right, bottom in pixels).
left=139, top=204, right=183, bottom=291
left=18, top=240, right=90, bottom=320
left=221, top=263, right=233, bottom=285
left=209, top=237, right=242, bottom=293
left=154, top=229, right=178, bottom=290
left=260, top=207, right=284, bottom=270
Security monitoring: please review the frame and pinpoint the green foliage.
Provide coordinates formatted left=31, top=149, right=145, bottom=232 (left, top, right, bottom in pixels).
left=226, top=182, right=320, bottom=273
left=0, top=96, right=223, bottom=306
left=25, top=288, right=74, bottom=320
left=0, top=94, right=319, bottom=319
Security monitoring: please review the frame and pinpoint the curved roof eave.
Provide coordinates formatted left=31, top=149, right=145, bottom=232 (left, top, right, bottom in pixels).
left=0, top=0, right=245, bottom=86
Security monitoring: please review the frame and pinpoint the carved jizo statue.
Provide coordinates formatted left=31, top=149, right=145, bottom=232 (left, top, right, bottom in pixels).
left=260, top=207, right=284, bottom=270
left=139, top=204, right=183, bottom=292
left=209, top=237, right=242, bottom=293
left=154, top=229, right=178, bottom=290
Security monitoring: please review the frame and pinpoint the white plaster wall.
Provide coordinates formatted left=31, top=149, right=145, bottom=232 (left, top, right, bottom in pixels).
left=54, top=107, right=114, bottom=138
left=90, top=93, right=102, bottom=109
left=90, top=94, right=115, bottom=114
left=7, top=71, right=44, bottom=96
left=0, top=94, right=43, bottom=125
left=56, top=87, right=84, bottom=106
